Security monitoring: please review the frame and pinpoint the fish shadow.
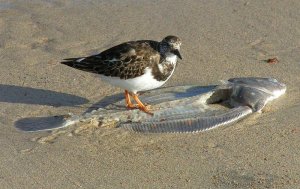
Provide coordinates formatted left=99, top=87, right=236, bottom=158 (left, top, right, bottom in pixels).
left=15, top=85, right=217, bottom=132
left=15, top=115, right=67, bottom=132
left=0, top=84, right=88, bottom=107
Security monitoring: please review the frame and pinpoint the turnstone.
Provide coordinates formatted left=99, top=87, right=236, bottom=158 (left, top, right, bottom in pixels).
left=61, top=35, right=182, bottom=114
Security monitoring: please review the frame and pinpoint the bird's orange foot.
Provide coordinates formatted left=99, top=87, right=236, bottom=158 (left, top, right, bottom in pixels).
left=132, top=94, right=153, bottom=115
left=126, top=103, right=138, bottom=109
left=138, top=105, right=153, bottom=115
left=125, top=90, right=138, bottom=109
left=125, top=90, right=153, bottom=115
left=127, top=103, right=153, bottom=115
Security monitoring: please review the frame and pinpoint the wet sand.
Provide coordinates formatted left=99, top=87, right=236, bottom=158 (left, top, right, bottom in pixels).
left=0, top=0, right=299, bottom=188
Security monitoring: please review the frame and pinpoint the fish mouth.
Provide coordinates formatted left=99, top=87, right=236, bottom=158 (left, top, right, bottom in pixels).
left=15, top=77, right=286, bottom=133
left=228, top=77, right=286, bottom=97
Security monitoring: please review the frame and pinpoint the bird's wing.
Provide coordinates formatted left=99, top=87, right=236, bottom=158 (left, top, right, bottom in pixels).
left=61, top=41, right=160, bottom=79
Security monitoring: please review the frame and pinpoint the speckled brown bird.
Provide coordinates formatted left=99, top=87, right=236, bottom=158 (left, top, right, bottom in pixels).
left=61, top=35, right=182, bottom=114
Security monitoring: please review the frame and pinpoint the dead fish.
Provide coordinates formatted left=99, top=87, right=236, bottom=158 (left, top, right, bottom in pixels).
left=121, top=77, right=286, bottom=133
left=15, top=77, right=286, bottom=133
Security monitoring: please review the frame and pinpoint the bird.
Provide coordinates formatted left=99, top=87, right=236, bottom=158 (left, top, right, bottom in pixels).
left=61, top=35, right=182, bottom=114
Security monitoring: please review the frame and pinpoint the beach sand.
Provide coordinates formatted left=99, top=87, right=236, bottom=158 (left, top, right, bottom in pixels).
left=0, top=0, right=299, bottom=188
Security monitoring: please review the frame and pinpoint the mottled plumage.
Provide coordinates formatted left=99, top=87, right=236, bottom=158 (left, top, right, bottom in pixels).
left=61, top=35, right=182, bottom=114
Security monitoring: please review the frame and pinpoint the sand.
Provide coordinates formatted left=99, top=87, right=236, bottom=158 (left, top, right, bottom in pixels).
left=0, top=0, right=300, bottom=188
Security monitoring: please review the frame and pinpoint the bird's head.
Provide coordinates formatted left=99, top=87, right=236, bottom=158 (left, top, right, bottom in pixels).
left=160, top=35, right=182, bottom=59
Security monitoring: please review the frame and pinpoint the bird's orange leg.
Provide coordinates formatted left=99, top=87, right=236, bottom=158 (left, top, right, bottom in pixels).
left=125, top=90, right=137, bottom=109
left=132, top=93, right=153, bottom=115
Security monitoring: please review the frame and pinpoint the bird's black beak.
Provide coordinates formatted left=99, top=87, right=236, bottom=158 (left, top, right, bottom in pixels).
left=173, top=49, right=182, bottom=60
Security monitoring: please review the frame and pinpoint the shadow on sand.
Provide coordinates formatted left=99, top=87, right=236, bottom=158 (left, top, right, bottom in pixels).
left=0, top=84, right=88, bottom=107
left=2, top=83, right=87, bottom=132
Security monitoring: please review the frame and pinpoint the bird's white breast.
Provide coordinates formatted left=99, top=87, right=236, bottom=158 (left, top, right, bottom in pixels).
left=100, top=68, right=166, bottom=93
left=100, top=54, right=178, bottom=94
left=166, top=54, right=177, bottom=64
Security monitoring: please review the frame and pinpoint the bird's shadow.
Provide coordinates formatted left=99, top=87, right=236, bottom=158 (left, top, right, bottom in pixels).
left=15, top=85, right=217, bottom=132
left=84, top=85, right=218, bottom=112
left=0, top=84, right=88, bottom=107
